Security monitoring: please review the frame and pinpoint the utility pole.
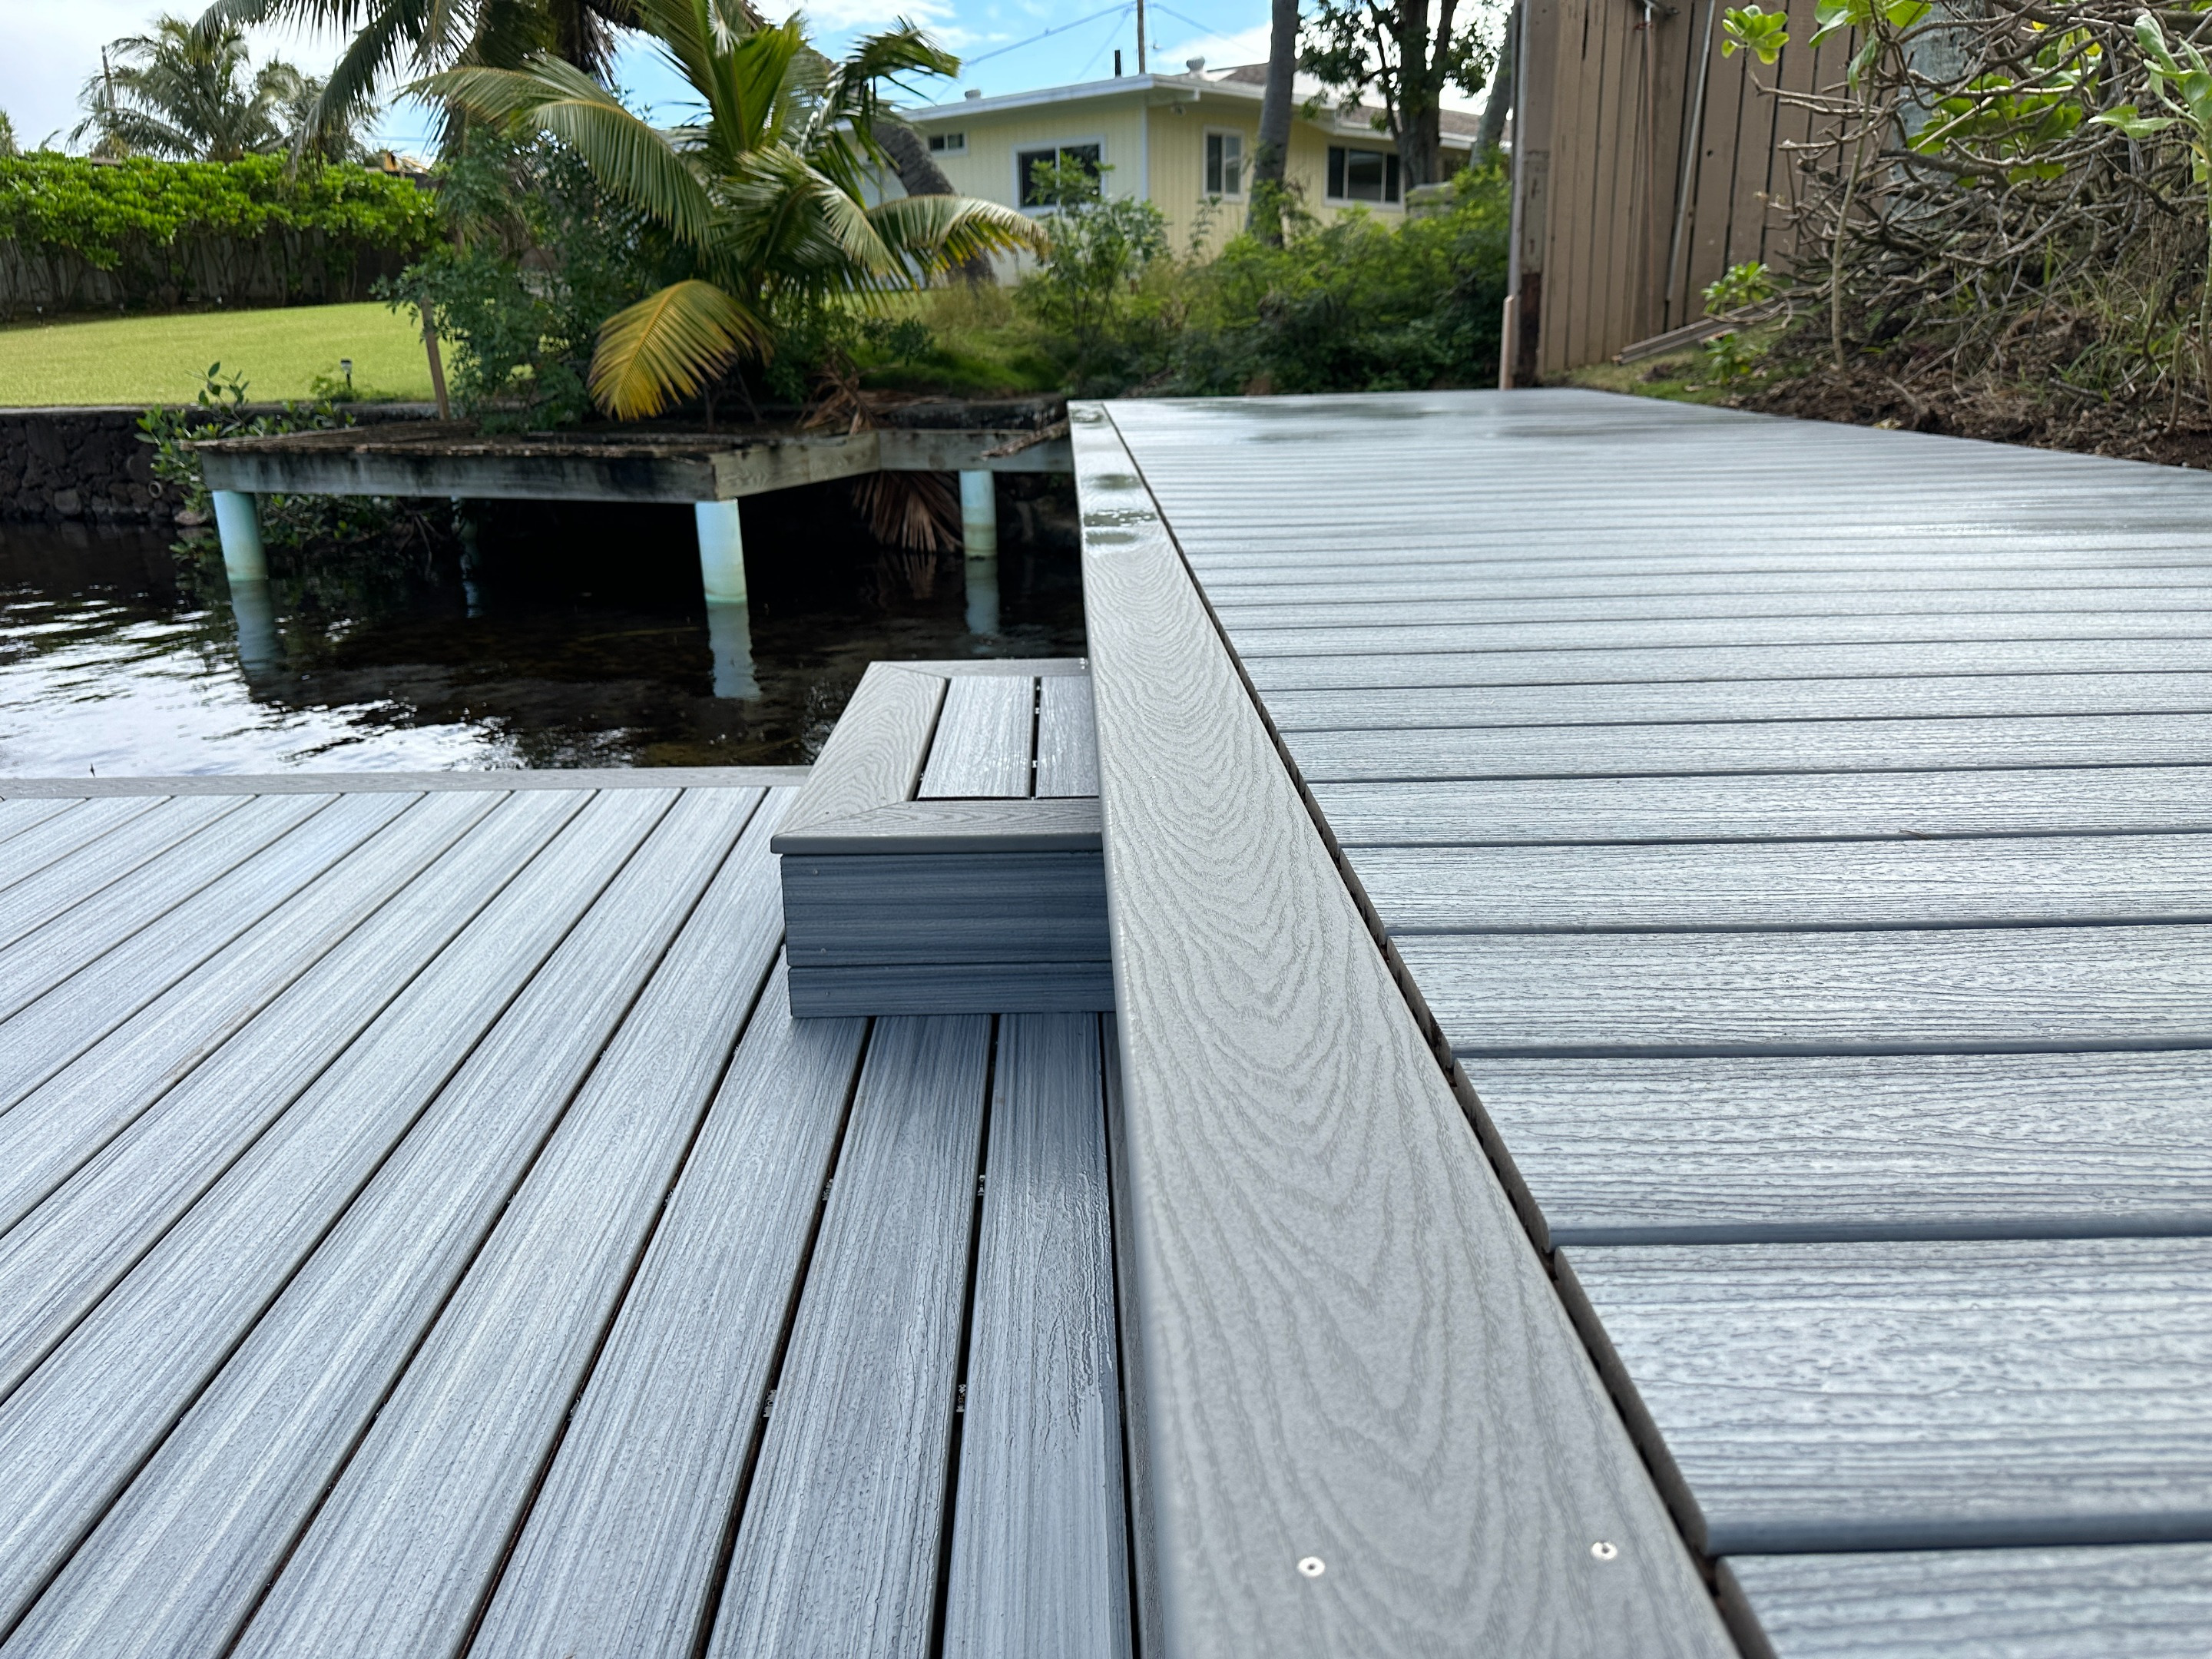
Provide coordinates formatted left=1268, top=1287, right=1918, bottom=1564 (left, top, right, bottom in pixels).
left=1136, top=0, right=1147, bottom=71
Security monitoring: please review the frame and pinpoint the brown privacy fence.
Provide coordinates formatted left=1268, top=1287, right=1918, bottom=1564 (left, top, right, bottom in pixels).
left=0, top=240, right=415, bottom=320
left=1505, top=0, right=1853, bottom=380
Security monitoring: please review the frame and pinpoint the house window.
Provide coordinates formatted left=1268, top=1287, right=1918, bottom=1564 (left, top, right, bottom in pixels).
left=1017, top=142, right=1104, bottom=207
left=929, top=131, right=966, bottom=154
left=1204, top=130, right=1245, bottom=197
left=1326, top=145, right=1401, bottom=204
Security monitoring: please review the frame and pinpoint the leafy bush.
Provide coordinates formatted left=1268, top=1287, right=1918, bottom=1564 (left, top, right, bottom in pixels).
left=1014, top=159, right=1171, bottom=392
left=386, top=135, right=675, bottom=428
left=0, top=154, right=436, bottom=312
left=1161, top=161, right=1511, bottom=395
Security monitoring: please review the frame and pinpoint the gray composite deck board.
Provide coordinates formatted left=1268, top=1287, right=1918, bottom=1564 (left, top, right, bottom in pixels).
left=770, top=796, right=1102, bottom=854
left=1211, top=585, right=2212, bottom=628
left=0, top=792, right=417, bottom=1106
left=1283, top=713, right=2212, bottom=782
left=1402, top=923, right=2212, bottom=1056
left=942, top=1014, right=1131, bottom=1659
left=0, top=796, right=161, bottom=886
left=469, top=960, right=868, bottom=1659
left=1307, top=768, right=2212, bottom=847
left=1357, top=832, right=2212, bottom=934
left=0, top=793, right=247, bottom=955
left=0, top=796, right=77, bottom=846
left=786, top=962, right=1117, bottom=1016
left=1243, top=640, right=2212, bottom=692
left=1719, top=1544, right=2212, bottom=1658
left=0, top=790, right=670, bottom=1631
left=921, top=675, right=1037, bottom=798
left=1473, top=1052, right=2212, bottom=1247
left=0, top=793, right=340, bottom=1022
left=777, top=666, right=945, bottom=841
left=1558, top=1238, right=2212, bottom=1553
left=1227, top=612, right=2212, bottom=659
left=1191, top=548, right=2212, bottom=585
left=1036, top=674, right=1101, bottom=797
left=1079, top=406, right=1734, bottom=1657
left=0, top=790, right=578, bottom=1243
left=223, top=793, right=775, bottom=1659
left=1262, top=672, right=2212, bottom=729
left=1198, top=567, right=2212, bottom=604
left=781, top=849, right=1108, bottom=963
left=711, top=1015, right=993, bottom=1659
left=0, top=766, right=812, bottom=796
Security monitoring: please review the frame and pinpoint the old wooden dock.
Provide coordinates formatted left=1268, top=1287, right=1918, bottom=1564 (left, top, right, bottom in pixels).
left=2, top=387, right=2207, bottom=1656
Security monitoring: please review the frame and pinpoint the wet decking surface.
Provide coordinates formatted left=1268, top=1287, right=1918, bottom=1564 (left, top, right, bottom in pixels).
left=1107, top=389, right=2212, bottom=1656
left=0, top=773, right=1130, bottom=1659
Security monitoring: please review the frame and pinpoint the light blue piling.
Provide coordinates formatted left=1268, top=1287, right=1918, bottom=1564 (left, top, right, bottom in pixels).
left=965, top=558, right=1000, bottom=637
left=705, top=601, right=760, bottom=700
left=227, top=578, right=280, bottom=678
left=211, top=490, right=267, bottom=583
left=959, top=470, right=997, bottom=559
left=695, top=500, right=747, bottom=604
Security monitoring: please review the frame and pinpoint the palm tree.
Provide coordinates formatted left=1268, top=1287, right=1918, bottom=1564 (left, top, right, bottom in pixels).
left=422, top=2, right=1045, bottom=417
left=201, top=0, right=636, bottom=153
left=75, top=18, right=305, bottom=161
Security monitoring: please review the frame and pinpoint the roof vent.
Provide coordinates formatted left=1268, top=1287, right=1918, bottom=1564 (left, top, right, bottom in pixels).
left=964, top=87, right=982, bottom=99
left=1186, top=56, right=1206, bottom=74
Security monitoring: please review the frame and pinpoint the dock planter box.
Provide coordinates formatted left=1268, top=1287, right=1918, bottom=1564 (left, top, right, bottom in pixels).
left=772, top=659, right=1111, bottom=1016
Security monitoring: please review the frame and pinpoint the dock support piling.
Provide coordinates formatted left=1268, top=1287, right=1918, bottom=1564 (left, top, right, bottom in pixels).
left=965, top=558, right=1000, bottom=637
left=211, top=490, right=267, bottom=583
left=227, top=575, right=280, bottom=679
left=695, top=500, right=747, bottom=604
left=959, top=471, right=998, bottom=560
left=704, top=601, right=760, bottom=700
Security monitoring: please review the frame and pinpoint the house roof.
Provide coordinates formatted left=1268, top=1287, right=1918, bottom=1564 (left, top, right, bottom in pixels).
left=899, top=71, right=1476, bottom=148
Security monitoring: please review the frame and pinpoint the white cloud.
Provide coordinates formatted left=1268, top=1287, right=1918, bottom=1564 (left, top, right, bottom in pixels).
left=0, top=0, right=387, bottom=152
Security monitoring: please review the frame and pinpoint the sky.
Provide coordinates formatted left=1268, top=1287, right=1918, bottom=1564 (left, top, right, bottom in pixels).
left=0, top=0, right=1488, bottom=160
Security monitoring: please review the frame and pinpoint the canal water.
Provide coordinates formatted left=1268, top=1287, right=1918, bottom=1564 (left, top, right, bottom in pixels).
left=0, top=485, right=1085, bottom=775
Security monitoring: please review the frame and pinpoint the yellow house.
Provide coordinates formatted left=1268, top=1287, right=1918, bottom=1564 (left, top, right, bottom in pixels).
left=895, top=63, right=1480, bottom=264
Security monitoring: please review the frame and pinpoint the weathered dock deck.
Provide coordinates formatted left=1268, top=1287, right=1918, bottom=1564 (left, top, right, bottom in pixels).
left=6, top=386, right=2210, bottom=1657
left=1094, top=389, right=2212, bottom=1655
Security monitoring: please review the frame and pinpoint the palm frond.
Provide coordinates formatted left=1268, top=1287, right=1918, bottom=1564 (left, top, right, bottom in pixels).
left=589, top=279, right=769, bottom=418
left=421, top=59, right=720, bottom=247
left=867, top=193, right=1048, bottom=274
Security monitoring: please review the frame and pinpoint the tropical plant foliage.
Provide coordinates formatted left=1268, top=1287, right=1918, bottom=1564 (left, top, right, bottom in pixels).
left=419, top=0, right=1045, bottom=417
left=1719, top=1, right=2212, bottom=416
left=389, top=133, right=675, bottom=426
left=75, top=16, right=367, bottom=162
left=1013, top=157, right=1169, bottom=391
left=204, top=0, right=634, bottom=151
left=0, top=154, right=438, bottom=313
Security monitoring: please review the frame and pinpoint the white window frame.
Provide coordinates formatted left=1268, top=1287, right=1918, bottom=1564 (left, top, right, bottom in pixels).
left=1324, top=143, right=1403, bottom=207
left=1012, top=136, right=1108, bottom=213
left=1203, top=127, right=1247, bottom=200
left=928, top=131, right=966, bottom=155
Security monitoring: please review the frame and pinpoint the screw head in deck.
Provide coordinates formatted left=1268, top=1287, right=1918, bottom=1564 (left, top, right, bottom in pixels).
left=1590, top=1541, right=1618, bottom=1561
left=1296, top=1556, right=1326, bottom=1578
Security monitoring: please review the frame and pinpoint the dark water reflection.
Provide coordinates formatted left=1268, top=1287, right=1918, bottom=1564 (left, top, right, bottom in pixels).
left=0, top=485, right=1085, bottom=775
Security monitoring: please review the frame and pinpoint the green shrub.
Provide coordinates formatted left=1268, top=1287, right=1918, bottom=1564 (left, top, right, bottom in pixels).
left=386, top=136, right=676, bottom=428
left=1162, top=161, right=1511, bottom=395
left=0, top=154, right=437, bottom=312
left=1013, top=159, right=1171, bottom=393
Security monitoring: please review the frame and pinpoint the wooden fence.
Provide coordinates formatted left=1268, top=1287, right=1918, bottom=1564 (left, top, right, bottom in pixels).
left=1505, top=0, right=1851, bottom=380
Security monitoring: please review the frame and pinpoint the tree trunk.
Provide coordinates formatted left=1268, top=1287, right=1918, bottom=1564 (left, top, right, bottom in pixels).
left=877, top=121, right=995, bottom=285
left=1396, top=3, right=1443, bottom=186
left=1249, top=0, right=1299, bottom=243
left=1476, top=3, right=1517, bottom=161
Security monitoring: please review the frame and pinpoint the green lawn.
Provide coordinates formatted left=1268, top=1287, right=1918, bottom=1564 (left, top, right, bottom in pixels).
left=0, top=302, right=435, bottom=407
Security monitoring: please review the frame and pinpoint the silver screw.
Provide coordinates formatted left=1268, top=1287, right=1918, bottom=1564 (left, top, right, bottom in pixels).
left=1590, top=1541, right=1619, bottom=1562
left=1296, top=1556, right=1326, bottom=1579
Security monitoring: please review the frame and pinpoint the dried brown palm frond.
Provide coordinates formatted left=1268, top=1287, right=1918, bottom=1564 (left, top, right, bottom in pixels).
left=851, top=469, right=960, bottom=555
